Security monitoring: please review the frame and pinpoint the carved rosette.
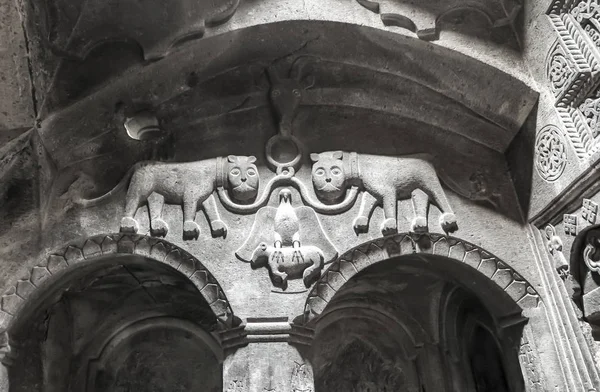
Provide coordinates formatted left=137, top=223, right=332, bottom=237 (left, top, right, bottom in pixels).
left=534, top=125, right=568, bottom=181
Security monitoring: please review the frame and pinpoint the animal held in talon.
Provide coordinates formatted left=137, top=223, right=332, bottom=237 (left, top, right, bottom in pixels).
left=236, top=189, right=338, bottom=289
left=75, top=155, right=259, bottom=239
left=310, top=151, right=458, bottom=235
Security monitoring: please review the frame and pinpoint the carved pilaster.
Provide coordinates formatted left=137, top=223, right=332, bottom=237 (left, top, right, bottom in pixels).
left=0, top=331, right=11, bottom=392
left=221, top=318, right=314, bottom=392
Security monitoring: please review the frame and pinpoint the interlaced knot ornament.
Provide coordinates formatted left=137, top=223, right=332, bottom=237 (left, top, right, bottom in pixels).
left=535, top=125, right=567, bottom=182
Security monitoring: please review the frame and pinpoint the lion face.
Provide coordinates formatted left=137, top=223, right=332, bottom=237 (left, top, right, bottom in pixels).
left=227, top=155, right=259, bottom=201
left=310, top=151, right=347, bottom=202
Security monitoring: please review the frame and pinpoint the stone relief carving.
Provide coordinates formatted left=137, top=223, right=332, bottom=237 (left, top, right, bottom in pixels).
left=236, top=189, right=337, bottom=290
left=519, top=333, right=544, bottom=392
left=355, top=0, right=521, bottom=42
left=535, top=125, right=568, bottom=182
left=570, top=225, right=600, bottom=338
left=68, top=58, right=482, bottom=291
left=564, top=213, right=579, bottom=236
left=77, top=156, right=259, bottom=239
left=291, top=361, right=314, bottom=392
left=583, top=198, right=600, bottom=224
left=545, top=224, right=570, bottom=278
left=310, top=151, right=458, bottom=235
left=547, top=1, right=600, bottom=159
left=46, top=0, right=241, bottom=60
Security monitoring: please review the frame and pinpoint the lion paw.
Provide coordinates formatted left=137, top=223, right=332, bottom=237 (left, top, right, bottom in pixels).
left=353, top=216, right=369, bottom=233
left=120, top=217, right=139, bottom=234
left=440, top=213, right=458, bottom=233
left=211, top=220, right=227, bottom=238
left=381, top=218, right=397, bottom=236
left=411, top=216, right=428, bottom=234
left=303, top=267, right=321, bottom=287
left=151, top=218, right=169, bottom=237
left=183, top=220, right=200, bottom=240
left=272, top=273, right=288, bottom=290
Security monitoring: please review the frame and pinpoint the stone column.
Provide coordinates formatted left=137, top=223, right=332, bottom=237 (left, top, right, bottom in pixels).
left=0, top=331, right=11, bottom=392
left=221, top=319, right=314, bottom=392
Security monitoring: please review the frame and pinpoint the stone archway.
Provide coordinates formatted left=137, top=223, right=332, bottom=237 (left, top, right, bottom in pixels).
left=307, top=233, right=537, bottom=392
left=304, top=233, right=540, bottom=323
left=0, top=233, right=236, bottom=333
left=0, top=233, right=235, bottom=392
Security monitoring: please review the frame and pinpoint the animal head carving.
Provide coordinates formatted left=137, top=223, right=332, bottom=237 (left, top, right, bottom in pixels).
left=250, top=242, right=270, bottom=268
left=267, top=57, right=317, bottom=134
left=310, top=151, right=347, bottom=202
left=227, top=155, right=259, bottom=201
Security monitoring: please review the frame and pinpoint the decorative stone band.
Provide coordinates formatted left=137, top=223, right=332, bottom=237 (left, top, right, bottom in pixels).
left=304, top=233, right=541, bottom=323
left=0, top=234, right=235, bottom=332
left=219, top=318, right=314, bottom=351
left=547, top=14, right=600, bottom=108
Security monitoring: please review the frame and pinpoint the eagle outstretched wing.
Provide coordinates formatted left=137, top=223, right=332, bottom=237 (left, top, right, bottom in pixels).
left=295, top=206, right=338, bottom=264
left=235, top=207, right=277, bottom=263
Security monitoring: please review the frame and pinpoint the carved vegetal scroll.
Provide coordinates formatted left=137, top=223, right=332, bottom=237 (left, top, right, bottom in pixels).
left=310, top=151, right=458, bottom=235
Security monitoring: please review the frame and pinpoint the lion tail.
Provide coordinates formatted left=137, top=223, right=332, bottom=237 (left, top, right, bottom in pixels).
left=72, top=163, right=144, bottom=208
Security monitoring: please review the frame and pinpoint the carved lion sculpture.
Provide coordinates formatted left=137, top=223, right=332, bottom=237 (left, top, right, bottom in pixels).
left=77, top=155, right=259, bottom=239
left=310, top=151, right=458, bottom=235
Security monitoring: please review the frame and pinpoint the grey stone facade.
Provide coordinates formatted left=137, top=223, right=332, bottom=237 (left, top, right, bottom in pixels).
left=0, top=0, right=599, bottom=390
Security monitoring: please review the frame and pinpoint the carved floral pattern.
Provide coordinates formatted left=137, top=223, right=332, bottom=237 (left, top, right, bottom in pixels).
left=579, top=96, right=600, bottom=137
left=535, top=125, right=567, bottom=182
left=548, top=51, right=573, bottom=93
left=304, top=233, right=540, bottom=323
left=0, top=234, right=235, bottom=332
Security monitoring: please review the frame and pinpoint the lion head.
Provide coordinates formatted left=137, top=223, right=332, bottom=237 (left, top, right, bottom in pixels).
left=227, top=155, right=259, bottom=202
left=310, top=151, right=347, bottom=202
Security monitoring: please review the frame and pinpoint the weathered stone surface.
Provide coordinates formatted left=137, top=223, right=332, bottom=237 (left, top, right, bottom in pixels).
left=0, top=0, right=598, bottom=390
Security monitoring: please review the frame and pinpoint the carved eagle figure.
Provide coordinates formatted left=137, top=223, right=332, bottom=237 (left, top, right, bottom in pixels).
left=274, top=189, right=300, bottom=248
left=236, top=188, right=338, bottom=266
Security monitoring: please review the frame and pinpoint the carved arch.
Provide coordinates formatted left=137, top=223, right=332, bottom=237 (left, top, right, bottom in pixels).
left=0, top=234, right=236, bottom=332
left=304, top=233, right=540, bottom=323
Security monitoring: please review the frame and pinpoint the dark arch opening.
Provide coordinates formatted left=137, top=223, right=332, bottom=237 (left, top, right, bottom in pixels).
left=6, top=255, right=224, bottom=392
left=312, top=254, right=525, bottom=392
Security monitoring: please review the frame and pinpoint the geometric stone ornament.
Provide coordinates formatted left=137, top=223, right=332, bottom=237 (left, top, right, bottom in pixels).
left=534, top=125, right=568, bottom=182
left=582, top=198, right=599, bottom=224
left=546, top=3, right=600, bottom=160
left=564, top=213, right=579, bottom=236
left=546, top=14, right=600, bottom=108
left=355, top=0, right=522, bottom=42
